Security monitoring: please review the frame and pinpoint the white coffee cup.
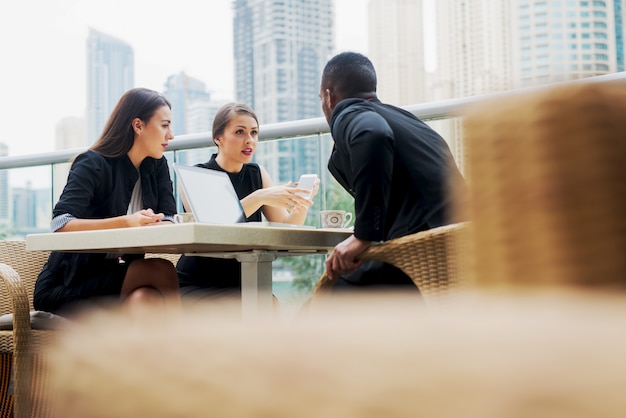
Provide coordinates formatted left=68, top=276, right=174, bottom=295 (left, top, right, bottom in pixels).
left=320, top=210, right=353, bottom=229
left=174, top=213, right=195, bottom=223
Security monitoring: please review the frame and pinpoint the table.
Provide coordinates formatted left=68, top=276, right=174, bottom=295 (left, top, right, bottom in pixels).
left=26, top=223, right=352, bottom=317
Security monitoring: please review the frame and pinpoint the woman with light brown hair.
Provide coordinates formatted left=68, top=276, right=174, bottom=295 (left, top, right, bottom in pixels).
left=176, top=102, right=319, bottom=301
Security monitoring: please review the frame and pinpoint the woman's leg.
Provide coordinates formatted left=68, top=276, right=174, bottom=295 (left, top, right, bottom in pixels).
left=120, top=258, right=181, bottom=307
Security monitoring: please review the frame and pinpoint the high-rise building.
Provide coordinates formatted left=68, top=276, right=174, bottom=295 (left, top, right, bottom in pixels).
left=435, top=1, right=625, bottom=92
left=514, top=0, right=625, bottom=86
left=436, top=0, right=514, bottom=98
left=164, top=72, right=214, bottom=136
left=55, top=117, right=86, bottom=151
left=232, top=0, right=334, bottom=183
left=366, top=0, right=469, bottom=181
left=53, top=116, right=85, bottom=202
left=233, top=0, right=333, bottom=124
left=433, top=0, right=514, bottom=171
left=431, top=0, right=625, bottom=171
left=163, top=72, right=229, bottom=165
left=11, top=184, right=51, bottom=236
left=86, top=28, right=134, bottom=145
left=368, top=0, right=427, bottom=106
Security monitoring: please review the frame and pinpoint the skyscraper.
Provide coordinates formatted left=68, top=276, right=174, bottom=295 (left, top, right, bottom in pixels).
left=164, top=72, right=214, bottom=136
left=53, top=116, right=85, bottom=202
left=369, top=0, right=426, bottom=106
left=435, top=1, right=625, bottom=91
left=433, top=0, right=514, bottom=171
left=86, top=28, right=134, bottom=145
left=11, top=184, right=51, bottom=235
left=514, top=0, right=625, bottom=86
left=232, top=0, right=334, bottom=183
left=233, top=0, right=333, bottom=124
left=436, top=0, right=514, bottom=98
left=429, top=0, right=625, bottom=172
left=163, top=72, right=229, bottom=164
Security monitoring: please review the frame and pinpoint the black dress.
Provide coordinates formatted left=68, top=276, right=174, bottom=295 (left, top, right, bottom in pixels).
left=176, top=154, right=263, bottom=297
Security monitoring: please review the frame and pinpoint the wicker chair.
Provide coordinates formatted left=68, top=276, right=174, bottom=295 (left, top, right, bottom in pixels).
left=0, top=241, right=54, bottom=418
left=460, top=81, right=626, bottom=289
left=313, top=222, right=468, bottom=304
left=145, top=253, right=181, bottom=266
left=0, top=243, right=182, bottom=418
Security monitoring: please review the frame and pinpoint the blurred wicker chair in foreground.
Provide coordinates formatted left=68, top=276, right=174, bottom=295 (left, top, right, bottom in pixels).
left=460, top=81, right=626, bottom=289
left=0, top=245, right=184, bottom=418
left=37, top=80, right=626, bottom=418
left=0, top=241, right=55, bottom=418
left=313, top=222, right=468, bottom=304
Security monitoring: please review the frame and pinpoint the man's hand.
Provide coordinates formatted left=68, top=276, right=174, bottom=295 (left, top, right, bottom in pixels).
left=325, top=235, right=372, bottom=280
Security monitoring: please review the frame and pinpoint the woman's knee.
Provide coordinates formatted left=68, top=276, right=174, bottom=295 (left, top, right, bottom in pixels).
left=149, top=258, right=177, bottom=277
left=125, top=286, right=162, bottom=304
left=122, top=259, right=180, bottom=298
left=129, top=258, right=177, bottom=280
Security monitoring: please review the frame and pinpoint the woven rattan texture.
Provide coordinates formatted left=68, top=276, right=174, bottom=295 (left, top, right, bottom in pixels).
left=31, top=354, right=55, bottom=418
left=145, top=253, right=181, bottom=266
left=0, top=241, right=50, bottom=315
left=0, top=354, right=53, bottom=418
left=0, top=241, right=55, bottom=418
left=313, top=223, right=467, bottom=302
left=0, top=353, right=12, bottom=417
left=461, top=82, right=626, bottom=288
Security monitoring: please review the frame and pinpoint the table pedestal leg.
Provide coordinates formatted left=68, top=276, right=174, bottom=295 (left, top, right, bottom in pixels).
left=236, top=252, right=276, bottom=319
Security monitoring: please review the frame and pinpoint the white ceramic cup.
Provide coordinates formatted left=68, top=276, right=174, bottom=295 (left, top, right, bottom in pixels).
left=320, top=210, right=353, bottom=229
left=174, top=213, right=195, bottom=223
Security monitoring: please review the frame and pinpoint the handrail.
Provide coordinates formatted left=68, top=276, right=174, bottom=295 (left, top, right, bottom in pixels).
left=1, top=71, right=625, bottom=170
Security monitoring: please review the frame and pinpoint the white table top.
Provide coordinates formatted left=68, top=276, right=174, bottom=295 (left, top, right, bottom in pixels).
left=25, top=222, right=353, bottom=255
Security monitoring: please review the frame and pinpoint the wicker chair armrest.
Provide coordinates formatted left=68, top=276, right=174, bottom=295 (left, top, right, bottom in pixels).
left=0, top=263, right=32, bottom=343
left=313, top=222, right=468, bottom=299
left=0, top=262, right=33, bottom=418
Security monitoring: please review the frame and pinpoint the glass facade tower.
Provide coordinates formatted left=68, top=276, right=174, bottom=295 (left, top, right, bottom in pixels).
left=515, top=0, right=624, bottom=86
left=232, top=0, right=334, bottom=183
left=86, top=28, right=134, bottom=145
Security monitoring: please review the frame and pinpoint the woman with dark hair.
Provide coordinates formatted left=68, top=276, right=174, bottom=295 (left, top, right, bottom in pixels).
left=34, top=87, right=181, bottom=315
left=176, top=102, right=318, bottom=301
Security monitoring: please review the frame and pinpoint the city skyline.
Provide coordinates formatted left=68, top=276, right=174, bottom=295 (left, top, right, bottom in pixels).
left=2, top=0, right=623, bottom=237
left=1, top=0, right=370, bottom=160
left=86, top=28, right=135, bottom=145
left=233, top=0, right=334, bottom=186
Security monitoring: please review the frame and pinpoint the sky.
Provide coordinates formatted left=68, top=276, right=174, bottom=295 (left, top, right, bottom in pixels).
left=0, top=0, right=374, bottom=159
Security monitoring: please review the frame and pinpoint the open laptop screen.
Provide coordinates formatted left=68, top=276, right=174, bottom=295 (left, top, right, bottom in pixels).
left=173, top=164, right=246, bottom=224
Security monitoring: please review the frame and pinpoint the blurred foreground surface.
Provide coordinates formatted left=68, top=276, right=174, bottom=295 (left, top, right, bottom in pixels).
left=43, top=289, right=626, bottom=418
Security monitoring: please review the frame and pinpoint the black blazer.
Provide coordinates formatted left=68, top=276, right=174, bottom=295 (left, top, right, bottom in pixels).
left=53, top=150, right=175, bottom=219
left=34, top=150, right=176, bottom=312
left=328, top=98, right=466, bottom=243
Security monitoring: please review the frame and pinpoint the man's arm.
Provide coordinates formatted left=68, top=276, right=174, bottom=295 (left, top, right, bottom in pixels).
left=346, top=111, right=395, bottom=242
left=325, top=110, right=394, bottom=279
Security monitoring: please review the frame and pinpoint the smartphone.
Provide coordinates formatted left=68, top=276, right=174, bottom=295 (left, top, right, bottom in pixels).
left=296, top=174, right=317, bottom=198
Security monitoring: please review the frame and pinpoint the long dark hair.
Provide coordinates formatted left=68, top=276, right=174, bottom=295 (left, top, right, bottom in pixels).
left=211, top=103, right=258, bottom=146
left=90, top=88, right=171, bottom=157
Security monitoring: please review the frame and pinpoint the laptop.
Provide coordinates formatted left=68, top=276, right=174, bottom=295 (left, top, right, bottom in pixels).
left=173, top=164, right=246, bottom=224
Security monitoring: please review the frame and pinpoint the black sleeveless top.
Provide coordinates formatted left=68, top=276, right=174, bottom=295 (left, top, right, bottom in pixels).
left=196, top=154, right=263, bottom=222
left=176, top=154, right=264, bottom=289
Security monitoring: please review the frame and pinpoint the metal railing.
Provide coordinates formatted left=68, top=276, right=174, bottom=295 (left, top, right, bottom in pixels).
left=1, top=71, right=625, bottom=238
left=2, top=71, right=625, bottom=170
